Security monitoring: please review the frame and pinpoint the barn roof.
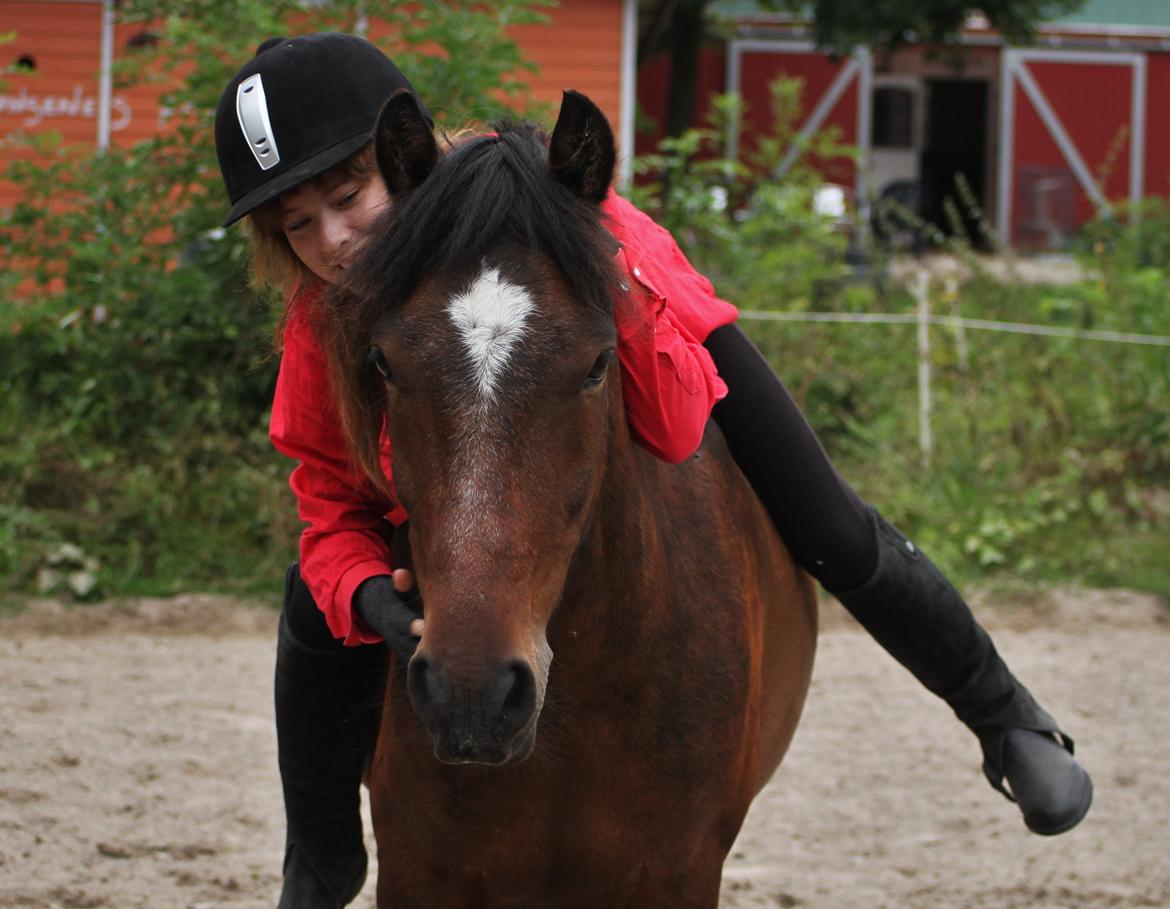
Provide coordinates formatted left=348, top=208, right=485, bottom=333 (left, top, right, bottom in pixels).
left=1051, top=0, right=1170, bottom=30
left=710, top=1, right=1170, bottom=32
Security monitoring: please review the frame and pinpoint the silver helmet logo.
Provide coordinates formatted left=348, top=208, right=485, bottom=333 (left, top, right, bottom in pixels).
left=236, top=74, right=281, bottom=171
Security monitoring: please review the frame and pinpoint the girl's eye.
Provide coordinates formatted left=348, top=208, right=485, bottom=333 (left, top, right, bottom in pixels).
left=368, top=346, right=394, bottom=383
left=583, top=350, right=615, bottom=389
left=337, top=187, right=360, bottom=206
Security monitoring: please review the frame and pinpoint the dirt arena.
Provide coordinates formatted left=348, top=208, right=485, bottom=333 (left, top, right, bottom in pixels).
left=2, top=588, right=1167, bottom=909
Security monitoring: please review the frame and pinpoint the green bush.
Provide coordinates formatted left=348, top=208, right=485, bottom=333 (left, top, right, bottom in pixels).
left=0, top=0, right=550, bottom=600
left=631, top=83, right=1170, bottom=596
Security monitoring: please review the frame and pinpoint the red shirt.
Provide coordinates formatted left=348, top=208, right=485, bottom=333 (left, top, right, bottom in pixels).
left=269, top=192, right=738, bottom=643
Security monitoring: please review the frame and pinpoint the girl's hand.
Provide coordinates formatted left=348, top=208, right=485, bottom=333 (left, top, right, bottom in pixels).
left=392, top=567, right=425, bottom=638
left=354, top=572, right=424, bottom=661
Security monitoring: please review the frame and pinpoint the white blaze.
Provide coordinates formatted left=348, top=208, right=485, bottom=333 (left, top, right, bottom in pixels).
left=446, top=267, right=535, bottom=401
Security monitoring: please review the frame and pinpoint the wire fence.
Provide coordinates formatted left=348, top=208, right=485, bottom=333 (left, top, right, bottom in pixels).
left=738, top=309, right=1170, bottom=348
left=735, top=268, right=1170, bottom=469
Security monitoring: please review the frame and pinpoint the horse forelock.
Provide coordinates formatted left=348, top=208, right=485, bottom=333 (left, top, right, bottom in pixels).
left=320, top=116, right=622, bottom=499
left=345, top=117, right=620, bottom=334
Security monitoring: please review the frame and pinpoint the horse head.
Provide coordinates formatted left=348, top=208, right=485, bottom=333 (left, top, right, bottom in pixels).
left=330, top=90, right=626, bottom=766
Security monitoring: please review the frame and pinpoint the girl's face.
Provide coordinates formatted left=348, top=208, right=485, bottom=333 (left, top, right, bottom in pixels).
left=279, top=170, right=390, bottom=284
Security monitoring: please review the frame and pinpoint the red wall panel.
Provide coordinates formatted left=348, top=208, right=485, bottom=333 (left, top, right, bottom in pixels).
left=736, top=50, right=858, bottom=186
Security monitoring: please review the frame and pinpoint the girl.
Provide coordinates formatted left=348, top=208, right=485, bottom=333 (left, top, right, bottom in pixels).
left=214, top=32, right=1092, bottom=909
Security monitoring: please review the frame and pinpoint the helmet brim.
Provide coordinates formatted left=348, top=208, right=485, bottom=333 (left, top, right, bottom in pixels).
left=221, top=130, right=374, bottom=227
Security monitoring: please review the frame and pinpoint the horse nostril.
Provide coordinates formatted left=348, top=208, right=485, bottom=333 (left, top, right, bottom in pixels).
left=407, top=654, right=432, bottom=716
left=497, top=660, right=537, bottom=734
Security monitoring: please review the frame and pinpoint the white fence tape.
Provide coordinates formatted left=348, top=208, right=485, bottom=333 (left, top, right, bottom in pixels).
left=736, top=271, right=1168, bottom=468
left=737, top=309, right=1170, bottom=347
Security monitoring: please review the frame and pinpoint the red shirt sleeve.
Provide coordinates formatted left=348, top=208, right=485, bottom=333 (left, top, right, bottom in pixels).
left=603, top=192, right=739, bottom=463
left=269, top=302, right=408, bottom=645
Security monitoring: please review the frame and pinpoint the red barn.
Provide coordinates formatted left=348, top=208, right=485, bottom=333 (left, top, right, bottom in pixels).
left=637, top=1, right=1170, bottom=249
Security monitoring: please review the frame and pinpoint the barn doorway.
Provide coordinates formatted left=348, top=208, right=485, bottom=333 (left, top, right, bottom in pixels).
left=919, top=78, right=990, bottom=245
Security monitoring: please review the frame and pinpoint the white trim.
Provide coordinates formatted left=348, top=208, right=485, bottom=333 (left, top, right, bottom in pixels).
left=618, top=0, right=637, bottom=190
left=854, top=47, right=873, bottom=242
left=996, top=50, right=1017, bottom=244
left=96, top=0, right=114, bottom=150
left=726, top=38, right=826, bottom=54
left=1005, top=47, right=1144, bottom=66
left=725, top=40, right=743, bottom=159
left=1130, top=53, right=1147, bottom=207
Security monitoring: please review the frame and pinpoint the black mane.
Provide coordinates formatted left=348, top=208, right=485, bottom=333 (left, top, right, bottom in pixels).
left=347, top=117, right=620, bottom=318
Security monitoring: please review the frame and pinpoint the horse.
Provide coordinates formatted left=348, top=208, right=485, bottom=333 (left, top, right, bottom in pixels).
left=321, top=88, right=818, bottom=908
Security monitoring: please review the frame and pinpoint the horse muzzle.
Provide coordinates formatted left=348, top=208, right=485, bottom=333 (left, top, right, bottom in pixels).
left=407, top=653, right=543, bottom=765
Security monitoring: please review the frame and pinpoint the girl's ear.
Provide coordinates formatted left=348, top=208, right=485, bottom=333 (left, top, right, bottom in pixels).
left=548, top=90, right=615, bottom=203
left=375, top=88, right=438, bottom=196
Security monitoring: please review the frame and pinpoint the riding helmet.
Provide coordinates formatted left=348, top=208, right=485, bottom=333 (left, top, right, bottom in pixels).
left=215, top=32, right=432, bottom=226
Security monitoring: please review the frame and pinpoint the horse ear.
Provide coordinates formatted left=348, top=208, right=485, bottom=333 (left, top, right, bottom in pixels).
left=548, top=90, right=615, bottom=203
left=375, top=88, right=438, bottom=196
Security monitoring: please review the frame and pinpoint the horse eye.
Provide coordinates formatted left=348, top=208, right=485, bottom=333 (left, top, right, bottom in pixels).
left=583, top=350, right=615, bottom=389
left=368, top=346, right=394, bottom=382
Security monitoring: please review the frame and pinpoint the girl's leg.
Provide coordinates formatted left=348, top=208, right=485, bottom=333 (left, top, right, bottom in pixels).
left=276, top=562, right=387, bottom=907
left=705, top=324, right=1092, bottom=835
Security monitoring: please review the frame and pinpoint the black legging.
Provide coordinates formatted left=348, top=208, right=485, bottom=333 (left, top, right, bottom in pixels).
left=705, top=324, right=877, bottom=592
left=283, top=564, right=359, bottom=651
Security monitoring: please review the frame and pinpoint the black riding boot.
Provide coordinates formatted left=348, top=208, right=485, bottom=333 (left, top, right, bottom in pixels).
left=275, top=564, right=387, bottom=907
left=829, top=510, right=1094, bottom=835
left=704, top=324, right=1093, bottom=834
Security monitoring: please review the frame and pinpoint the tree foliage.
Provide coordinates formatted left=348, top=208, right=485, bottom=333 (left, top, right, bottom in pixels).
left=0, top=0, right=549, bottom=597
left=792, top=0, right=1091, bottom=52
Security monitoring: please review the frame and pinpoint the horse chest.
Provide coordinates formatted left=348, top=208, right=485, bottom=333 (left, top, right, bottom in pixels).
left=375, top=767, right=732, bottom=907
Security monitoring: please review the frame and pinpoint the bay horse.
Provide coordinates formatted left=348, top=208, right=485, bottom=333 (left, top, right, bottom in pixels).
left=322, top=88, right=817, bottom=908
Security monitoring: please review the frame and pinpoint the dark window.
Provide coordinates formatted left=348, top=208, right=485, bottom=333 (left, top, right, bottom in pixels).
left=125, top=30, right=161, bottom=50
left=873, top=87, right=914, bottom=148
left=15, top=54, right=37, bottom=72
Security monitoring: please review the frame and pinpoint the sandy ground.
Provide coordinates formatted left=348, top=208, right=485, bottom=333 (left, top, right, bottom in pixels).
left=1, top=589, right=1167, bottom=909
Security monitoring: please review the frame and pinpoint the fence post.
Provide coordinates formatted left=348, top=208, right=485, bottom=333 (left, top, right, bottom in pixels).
left=97, top=0, right=115, bottom=151
left=914, top=270, right=933, bottom=471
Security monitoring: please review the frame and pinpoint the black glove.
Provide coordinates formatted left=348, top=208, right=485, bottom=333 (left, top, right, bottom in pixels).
left=353, top=575, right=423, bottom=663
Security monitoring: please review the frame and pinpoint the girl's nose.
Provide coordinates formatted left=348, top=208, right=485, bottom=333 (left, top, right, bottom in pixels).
left=321, top=215, right=352, bottom=266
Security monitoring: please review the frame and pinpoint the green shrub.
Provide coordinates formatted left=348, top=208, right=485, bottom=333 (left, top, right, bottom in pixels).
left=0, top=0, right=549, bottom=600
left=631, top=84, right=1170, bottom=596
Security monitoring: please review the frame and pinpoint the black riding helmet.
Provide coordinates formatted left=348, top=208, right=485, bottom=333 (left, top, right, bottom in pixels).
left=215, top=32, right=432, bottom=227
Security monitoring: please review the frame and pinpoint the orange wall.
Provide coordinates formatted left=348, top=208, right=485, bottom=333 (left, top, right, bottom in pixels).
left=511, top=0, right=623, bottom=128
left=2, top=2, right=105, bottom=153
left=0, top=0, right=624, bottom=211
